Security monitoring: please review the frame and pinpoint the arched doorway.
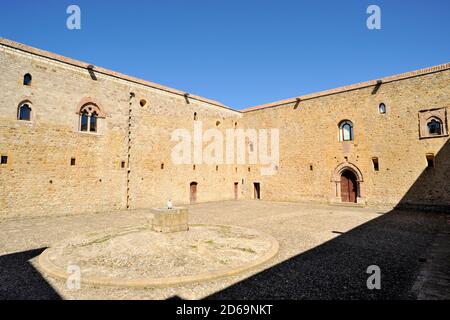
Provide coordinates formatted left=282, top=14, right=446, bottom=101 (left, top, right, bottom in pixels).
left=340, top=170, right=358, bottom=203
left=190, top=182, right=198, bottom=204
left=331, top=162, right=366, bottom=205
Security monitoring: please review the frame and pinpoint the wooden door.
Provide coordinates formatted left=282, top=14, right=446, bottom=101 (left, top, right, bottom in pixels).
left=190, top=182, right=197, bottom=204
left=340, top=171, right=357, bottom=203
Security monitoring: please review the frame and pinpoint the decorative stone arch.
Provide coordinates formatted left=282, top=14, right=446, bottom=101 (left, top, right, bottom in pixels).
left=330, top=162, right=366, bottom=204
left=75, top=97, right=107, bottom=134
left=75, top=97, right=106, bottom=118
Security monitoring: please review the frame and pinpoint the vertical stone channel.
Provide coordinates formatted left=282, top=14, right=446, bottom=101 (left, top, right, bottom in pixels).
left=126, top=92, right=135, bottom=209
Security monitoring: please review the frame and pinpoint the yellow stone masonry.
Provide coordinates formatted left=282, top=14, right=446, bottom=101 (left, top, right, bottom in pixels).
left=0, top=38, right=449, bottom=218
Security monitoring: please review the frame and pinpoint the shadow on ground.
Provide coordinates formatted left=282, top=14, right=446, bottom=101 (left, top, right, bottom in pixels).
left=205, top=140, right=450, bottom=300
left=205, top=210, right=445, bottom=299
left=1, top=142, right=449, bottom=300
left=0, top=248, right=61, bottom=300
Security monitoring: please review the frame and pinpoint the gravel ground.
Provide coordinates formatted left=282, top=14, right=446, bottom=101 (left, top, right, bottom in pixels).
left=0, top=200, right=447, bottom=300
left=42, top=225, right=275, bottom=280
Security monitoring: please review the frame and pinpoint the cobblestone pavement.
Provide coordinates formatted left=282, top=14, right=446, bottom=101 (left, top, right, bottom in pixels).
left=0, top=200, right=448, bottom=300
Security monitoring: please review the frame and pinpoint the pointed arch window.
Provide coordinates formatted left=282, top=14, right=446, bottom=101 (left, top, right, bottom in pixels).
left=427, top=118, right=442, bottom=135
left=339, top=120, right=354, bottom=141
left=419, top=108, right=447, bottom=139
left=18, top=102, right=32, bottom=121
left=79, top=103, right=101, bottom=133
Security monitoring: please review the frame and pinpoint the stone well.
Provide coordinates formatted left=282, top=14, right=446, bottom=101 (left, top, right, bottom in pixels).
left=146, top=207, right=189, bottom=233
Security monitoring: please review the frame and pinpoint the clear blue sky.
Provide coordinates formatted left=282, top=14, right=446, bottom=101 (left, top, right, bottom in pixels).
left=0, top=0, right=449, bottom=109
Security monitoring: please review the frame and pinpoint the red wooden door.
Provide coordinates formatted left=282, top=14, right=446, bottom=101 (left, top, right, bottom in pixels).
left=340, top=171, right=357, bottom=203
left=190, top=182, right=197, bottom=204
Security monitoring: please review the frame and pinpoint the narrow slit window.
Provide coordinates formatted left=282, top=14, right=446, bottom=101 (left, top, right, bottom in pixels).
left=70, top=158, right=76, bottom=166
left=89, top=112, right=98, bottom=132
left=80, top=112, right=88, bottom=132
left=426, top=154, right=435, bottom=168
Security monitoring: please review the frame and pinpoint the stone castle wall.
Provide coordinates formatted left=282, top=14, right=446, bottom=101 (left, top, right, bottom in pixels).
left=0, top=41, right=242, bottom=218
left=0, top=38, right=449, bottom=218
left=240, top=70, right=450, bottom=209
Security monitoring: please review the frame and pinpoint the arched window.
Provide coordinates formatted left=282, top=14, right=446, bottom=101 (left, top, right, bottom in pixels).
left=427, top=118, right=442, bottom=135
left=339, top=120, right=354, bottom=141
left=80, top=111, right=88, bottom=131
left=18, top=102, right=32, bottom=121
left=90, top=111, right=98, bottom=132
left=23, top=73, right=32, bottom=86
left=378, top=103, right=386, bottom=114
left=79, top=103, right=101, bottom=133
left=194, top=112, right=198, bottom=121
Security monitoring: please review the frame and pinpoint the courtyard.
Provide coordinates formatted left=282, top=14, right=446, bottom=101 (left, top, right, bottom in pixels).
left=0, top=200, right=448, bottom=300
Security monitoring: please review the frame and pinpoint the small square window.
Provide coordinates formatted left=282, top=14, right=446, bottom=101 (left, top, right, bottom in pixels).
left=372, top=157, right=379, bottom=171
left=1, top=155, right=8, bottom=164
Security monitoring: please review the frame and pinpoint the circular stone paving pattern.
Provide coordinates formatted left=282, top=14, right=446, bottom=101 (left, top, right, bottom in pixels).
left=39, top=225, right=279, bottom=288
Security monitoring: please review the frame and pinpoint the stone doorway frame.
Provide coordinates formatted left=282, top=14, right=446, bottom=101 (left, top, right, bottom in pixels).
left=330, top=162, right=366, bottom=204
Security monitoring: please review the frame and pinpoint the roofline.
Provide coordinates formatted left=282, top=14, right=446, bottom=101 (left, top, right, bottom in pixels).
left=242, top=62, right=450, bottom=113
left=1, top=38, right=448, bottom=115
left=0, top=37, right=240, bottom=114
